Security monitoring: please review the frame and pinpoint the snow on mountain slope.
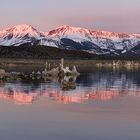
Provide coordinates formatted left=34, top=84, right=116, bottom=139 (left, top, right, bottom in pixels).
left=0, top=24, right=44, bottom=46
left=46, top=25, right=140, bottom=42
left=0, top=24, right=140, bottom=55
left=47, top=25, right=92, bottom=42
left=44, top=25, right=140, bottom=54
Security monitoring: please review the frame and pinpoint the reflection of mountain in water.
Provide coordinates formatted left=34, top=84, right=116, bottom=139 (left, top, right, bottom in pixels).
left=0, top=71, right=140, bottom=104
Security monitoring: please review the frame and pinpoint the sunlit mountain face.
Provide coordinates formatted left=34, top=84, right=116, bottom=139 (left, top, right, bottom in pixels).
left=0, top=24, right=140, bottom=57
left=0, top=70, right=140, bottom=105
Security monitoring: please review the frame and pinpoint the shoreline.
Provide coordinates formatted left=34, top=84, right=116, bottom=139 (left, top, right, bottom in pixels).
left=1, top=58, right=140, bottom=64
left=0, top=58, right=140, bottom=73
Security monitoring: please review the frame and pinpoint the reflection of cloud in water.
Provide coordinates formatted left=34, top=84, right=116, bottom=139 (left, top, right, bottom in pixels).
left=0, top=72, right=140, bottom=104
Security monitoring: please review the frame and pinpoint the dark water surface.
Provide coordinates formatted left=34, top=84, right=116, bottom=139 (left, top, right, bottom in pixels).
left=0, top=69, right=140, bottom=140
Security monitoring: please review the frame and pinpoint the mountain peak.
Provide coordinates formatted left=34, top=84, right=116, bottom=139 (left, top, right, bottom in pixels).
left=13, top=24, right=33, bottom=29
left=48, top=25, right=90, bottom=36
left=0, top=24, right=140, bottom=55
left=56, top=25, right=89, bottom=31
left=58, top=25, right=71, bottom=29
left=0, top=24, right=43, bottom=46
left=48, top=25, right=140, bottom=40
left=8, top=24, right=37, bottom=33
left=0, top=24, right=43, bottom=39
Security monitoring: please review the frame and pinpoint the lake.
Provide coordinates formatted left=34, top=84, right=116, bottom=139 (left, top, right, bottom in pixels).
left=0, top=67, right=140, bottom=140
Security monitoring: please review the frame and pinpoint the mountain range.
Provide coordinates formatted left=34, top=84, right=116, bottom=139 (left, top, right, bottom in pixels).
left=0, top=24, right=140, bottom=58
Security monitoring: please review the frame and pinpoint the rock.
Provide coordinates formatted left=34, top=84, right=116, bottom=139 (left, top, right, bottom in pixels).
left=0, top=69, right=6, bottom=74
left=72, top=66, right=80, bottom=75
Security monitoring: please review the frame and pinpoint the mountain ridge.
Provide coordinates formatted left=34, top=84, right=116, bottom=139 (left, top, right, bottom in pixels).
left=0, top=24, right=140, bottom=57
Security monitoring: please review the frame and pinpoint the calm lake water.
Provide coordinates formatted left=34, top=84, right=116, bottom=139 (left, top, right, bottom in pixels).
left=0, top=69, right=140, bottom=140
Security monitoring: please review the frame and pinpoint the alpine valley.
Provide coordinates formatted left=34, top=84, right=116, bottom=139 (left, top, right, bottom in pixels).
left=0, top=24, right=140, bottom=59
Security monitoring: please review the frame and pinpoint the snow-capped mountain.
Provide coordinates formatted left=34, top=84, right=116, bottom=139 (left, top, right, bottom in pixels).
left=0, top=24, right=140, bottom=56
left=0, top=24, right=44, bottom=46
left=44, top=25, right=140, bottom=55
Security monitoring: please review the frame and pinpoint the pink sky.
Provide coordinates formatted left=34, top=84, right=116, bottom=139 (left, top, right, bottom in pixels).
left=0, top=0, right=139, bottom=33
